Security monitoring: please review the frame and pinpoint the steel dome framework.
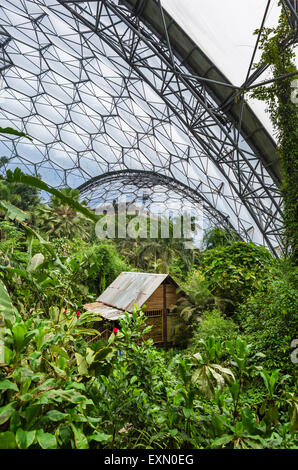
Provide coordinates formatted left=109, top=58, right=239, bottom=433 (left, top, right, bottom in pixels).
left=0, top=0, right=291, bottom=254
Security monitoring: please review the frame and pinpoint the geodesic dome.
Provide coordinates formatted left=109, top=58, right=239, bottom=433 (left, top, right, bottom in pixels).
left=0, top=0, right=294, bottom=254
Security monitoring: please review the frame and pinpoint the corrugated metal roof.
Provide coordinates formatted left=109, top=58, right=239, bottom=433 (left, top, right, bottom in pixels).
left=97, top=272, right=172, bottom=312
left=84, top=301, right=125, bottom=320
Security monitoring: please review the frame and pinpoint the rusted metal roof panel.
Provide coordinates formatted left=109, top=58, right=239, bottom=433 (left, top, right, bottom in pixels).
left=84, top=301, right=125, bottom=321
left=97, top=272, right=169, bottom=311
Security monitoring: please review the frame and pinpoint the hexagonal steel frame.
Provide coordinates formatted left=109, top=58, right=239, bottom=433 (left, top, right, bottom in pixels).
left=0, top=0, right=285, bottom=254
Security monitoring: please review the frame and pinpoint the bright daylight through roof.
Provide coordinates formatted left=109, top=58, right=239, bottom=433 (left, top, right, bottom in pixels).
left=0, top=0, right=297, bottom=454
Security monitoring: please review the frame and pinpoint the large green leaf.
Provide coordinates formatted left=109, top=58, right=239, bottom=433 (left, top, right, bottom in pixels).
left=75, top=353, right=88, bottom=376
left=6, top=168, right=98, bottom=222
left=27, top=253, right=45, bottom=272
left=0, top=379, right=19, bottom=392
left=0, top=431, right=17, bottom=449
left=70, top=424, right=89, bottom=449
left=0, top=403, right=15, bottom=425
left=20, top=223, right=69, bottom=274
left=2, top=346, right=13, bottom=365
left=0, top=279, right=16, bottom=322
left=46, top=410, right=68, bottom=422
left=212, top=434, right=234, bottom=448
left=12, top=324, right=27, bottom=351
left=36, top=429, right=57, bottom=449
left=0, top=126, right=32, bottom=140
left=0, top=200, right=29, bottom=222
left=16, top=429, right=36, bottom=449
left=88, top=432, right=112, bottom=444
left=93, top=346, right=113, bottom=362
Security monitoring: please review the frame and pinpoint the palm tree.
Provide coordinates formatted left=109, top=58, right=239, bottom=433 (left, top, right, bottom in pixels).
left=136, top=237, right=193, bottom=273
left=170, top=271, right=234, bottom=346
left=34, top=188, right=93, bottom=241
left=203, top=227, right=238, bottom=250
left=114, top=237, right=141, bottom=268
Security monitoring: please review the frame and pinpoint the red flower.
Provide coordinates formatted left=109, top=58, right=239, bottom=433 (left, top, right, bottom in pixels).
left=113, top=327, right=118, bottom=335
left=64, top=309, right=67, bottom=314
left=76, top=310, right=81, bottom=318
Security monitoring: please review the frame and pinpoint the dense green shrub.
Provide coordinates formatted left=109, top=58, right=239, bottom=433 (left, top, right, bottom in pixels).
left=0, top=170, right=296, bottom=449
left=0, top=295, right=297, bottom=449
left=170, top=271, right=214, bottom=347
left=0, top=221, right=27, bottom=266
left=198, top=242, right=276, bottom=311
left=236, top=262, right=298, bottom=375
left=189, top=309, right=240, bottom=352
left=202, top=227, right=239, bottom=250
left=0, top=304, right=114, bottom=449
left=250, top=9, right=298, bottom=261
left=66, top=241, right=128, bottom=296
left=1, top=215, right=128, bottom=313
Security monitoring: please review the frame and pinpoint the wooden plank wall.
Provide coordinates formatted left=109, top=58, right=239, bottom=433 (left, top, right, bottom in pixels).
left=144, top=316, right=163, bottom=343
left=143, top=281, right=180, bottom=344
left=165, top=282, right=180, bottom=309
left=144, top=285, right=164, bottom=310
left=144, top=281, right=180, bottom=311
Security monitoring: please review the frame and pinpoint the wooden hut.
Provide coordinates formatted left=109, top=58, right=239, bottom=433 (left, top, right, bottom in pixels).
left=84, top=272, right=184, bottom=346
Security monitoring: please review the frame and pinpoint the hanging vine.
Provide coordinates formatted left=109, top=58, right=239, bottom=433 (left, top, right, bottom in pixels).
left=250, top=4, right=298, bottom=262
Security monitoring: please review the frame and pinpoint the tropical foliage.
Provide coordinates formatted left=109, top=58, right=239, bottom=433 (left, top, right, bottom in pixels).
left=34, top=188, right=93, bottom=241
left=0, top=173, right=296, bottom=449
left=0, top=3, right=297, bottom=445
left=251, top=8, right=298, bottom=262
